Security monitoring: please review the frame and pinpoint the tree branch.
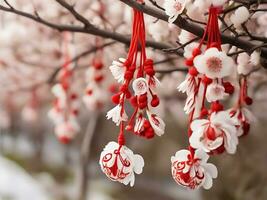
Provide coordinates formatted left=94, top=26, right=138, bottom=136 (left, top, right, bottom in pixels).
left=54, top=0, right=93, bottom=28
left=0, top=3, right=176, bottom=53
left=119, top=0, right=267, bottom=61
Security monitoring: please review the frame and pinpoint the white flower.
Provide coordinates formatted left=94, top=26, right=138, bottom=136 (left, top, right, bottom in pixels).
left=132, top=78, right=148, bottom=96
left=55, top=120, right=80, bottom=143
left=51, top=84, right=66, bottom=99
left=237, top=52, right=257, bottom=75
left=164, top=0, right=187, bottom=23
left=147, top=111, right=165, bottom=136
left=99, top=141, right=144, bottom=187
left=178, top=30, right=196, bottom=44
left=194, top=48, right=234, bottom=79
left=148, top=20, right=169, bottom=42
left=177, top=75, right=196, bottom=95
left=109, top=58, right=126, bottom=83
left=171, top=149, right=218, bottom=190
left=250, top=50, right=260, bottom=66
left=106, top=104, right=128, bottom=126
left=237, top=52, right=249, bottom=66
left=206, top=83, right=228, bottom=102
left=48, top=108, right=64, bottom=125
left=230, top=7, right=250, bottom=29
left=190, top=111, right=239, bottom=154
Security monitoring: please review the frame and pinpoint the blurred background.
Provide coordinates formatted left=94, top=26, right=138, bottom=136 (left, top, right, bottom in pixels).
left=0, top=0, right=267, bottom=200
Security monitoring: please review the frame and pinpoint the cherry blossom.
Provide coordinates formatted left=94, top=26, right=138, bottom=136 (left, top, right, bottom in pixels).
left=99, top=141, right=144, bottom=187
left=206, top=83, right=229, bottom=102
left=230, top=7, right=250, bottom=29
left=194, top=48, right=235, bottom=79
left=106, top=104, right=128, bottom=126
left=132, top=78, right=148, bottom=96
left=189, top=111, right=239, bottom=154
left=237, top=51, right=260, bottom=75
left=55, top=120, right=80, bottom=144
left=147, top=20, right=169, bottom=42
left=164, top=0, right=188, bottom=23
left=171, top=149, right=218, bottom=189
left=109, top=58, right=126, bottom=83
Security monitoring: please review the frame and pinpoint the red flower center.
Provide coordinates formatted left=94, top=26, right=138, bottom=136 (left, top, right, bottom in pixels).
left=174, top=2, right=182, bottom=11
left=206, top=56, right=222, bottom=73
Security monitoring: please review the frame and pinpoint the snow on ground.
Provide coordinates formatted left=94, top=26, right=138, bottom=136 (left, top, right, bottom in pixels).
left=0, top=155, right=51, bottom=200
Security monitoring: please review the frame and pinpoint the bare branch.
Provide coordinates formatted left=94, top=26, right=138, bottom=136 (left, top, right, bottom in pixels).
left=119, top=0, right=267, bottom=61
left=0, top=4, right=175, bottom=52
left=148, top=0, right=165, bottom=11
left=54, top=0, right=93, bottom=28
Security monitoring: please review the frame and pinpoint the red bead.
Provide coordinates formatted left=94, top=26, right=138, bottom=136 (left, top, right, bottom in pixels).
left=59, top=136, right=71, bottom=144
left=211, top=102, right=224, bottom=112
left=245, top=97, right=253, bottom=105
left=70, top=93, right=78, bottom=100
left=151, top=96, right=160, bottom=107
left=192, top=48, right=201, bottom=57
left=138, top=102, right=147, bottom=109
left=144, top=59, right=153, bottom=66
left=202, top=76, right=213, bottom=85
left=111, top=93, right=121, bottom=104
left=145, top=68, right=155, bottom=76
left=200, top=108, right=208, bottom=118
left=143, top=120, right=151, bottom=129
left=223, top=82, right=235, bottom=94
left=94, top=74, right=104, bottom=82
left=93, top=60, right=103, bottom=70
left=72, top=109, right=79, bottom=116
left=138, top=94, right=148, bottom=103
left=185, top=58, right=194, bottom=67
left=189, top=67, right=198, bottom=76
left=145, top=129, right=155, bottom=139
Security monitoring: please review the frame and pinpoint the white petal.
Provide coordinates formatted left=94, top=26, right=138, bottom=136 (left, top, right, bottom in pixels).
left=202, top=173, right=213, bottom=190
left=203, top=163, right=218, bottom=178
left=133, top=154, right=145, bottom=174
left=132, top=78, right=148, bottom=96
left=171, top=149, right=190, bottom=163
left=195, top=149, right=209, bottom=163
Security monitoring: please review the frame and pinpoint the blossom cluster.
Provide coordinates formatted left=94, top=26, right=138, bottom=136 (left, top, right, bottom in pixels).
left=83, top=51, right=109, bottom=112
left=48, top=33, right=80, bottom=144
left=100, top=7, right=165, bottom=186
left=168, top=3, right=259, bottom=190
